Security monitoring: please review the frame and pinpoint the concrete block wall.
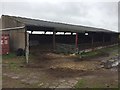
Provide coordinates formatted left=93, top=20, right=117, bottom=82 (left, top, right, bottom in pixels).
left=1, top=15, right=24, bottom=29
left=9, top=29, right=25, bottom=51
left=1, top=15, right=26, bottom=52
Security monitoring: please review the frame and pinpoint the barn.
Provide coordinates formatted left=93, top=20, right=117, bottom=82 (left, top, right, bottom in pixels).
left=0, top=15, right=119, bottom=62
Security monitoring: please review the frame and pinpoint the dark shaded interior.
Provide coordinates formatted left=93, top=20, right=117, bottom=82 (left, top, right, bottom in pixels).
left=26, top=25, right=119, bottom=52
left=29, top=33, right=117, bottom=44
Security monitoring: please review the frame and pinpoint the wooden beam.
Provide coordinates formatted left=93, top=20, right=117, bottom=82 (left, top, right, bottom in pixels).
left=110, top=33, right=112, bottom=45
left=102, top=33, right=104, bottom=46
left=71, top=32, right=73, bottom=35
left=44, top=31, right=46, bottom=34
left=0, top=26, right=25, bottom=31
left=53, top=30, right=56, bottom=51
left=31, top=31, right=33, bottom=34
left=26, top=32, right=29, bottom=64
left=25, top=27, right=29, bottom=64
left=75, top=33, right=78, bottom=49
left=91, top=33, right=94, bottom=49
left=64, top=32, right=66, bottom=35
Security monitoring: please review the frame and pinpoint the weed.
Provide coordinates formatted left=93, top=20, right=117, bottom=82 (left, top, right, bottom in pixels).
left=9, top=62, right=17, bottom=67
left=9, top=62, right=23, bottom=72
left=75, top=79, right=86, bottom=88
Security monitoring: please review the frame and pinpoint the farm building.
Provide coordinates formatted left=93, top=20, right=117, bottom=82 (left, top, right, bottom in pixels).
left=0, top=15, right=119, bottom=60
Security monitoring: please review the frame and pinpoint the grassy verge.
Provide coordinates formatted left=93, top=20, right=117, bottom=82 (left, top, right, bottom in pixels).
left=80, top=50, right=108, bottom=58
left=75, top=78, right=119, bottom=89
left=79, top=45, right=119, bottom=58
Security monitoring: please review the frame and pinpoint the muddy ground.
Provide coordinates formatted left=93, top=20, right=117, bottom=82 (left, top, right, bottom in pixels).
left=2, top=46, right=119, bottom=88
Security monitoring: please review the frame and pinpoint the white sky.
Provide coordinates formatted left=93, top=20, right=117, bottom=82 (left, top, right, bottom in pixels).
left=0, top=0, right=119, bottom=32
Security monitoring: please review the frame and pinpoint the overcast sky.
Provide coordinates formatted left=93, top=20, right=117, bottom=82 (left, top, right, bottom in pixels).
left=0, top=0, right=119, bottom=32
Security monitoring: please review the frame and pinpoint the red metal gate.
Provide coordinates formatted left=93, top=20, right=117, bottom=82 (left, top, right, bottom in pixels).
left=0, top=34, right=9, bottom=55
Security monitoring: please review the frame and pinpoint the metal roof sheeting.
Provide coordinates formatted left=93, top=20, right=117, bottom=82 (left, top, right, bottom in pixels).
left=2, top=15, right=116, bottom=33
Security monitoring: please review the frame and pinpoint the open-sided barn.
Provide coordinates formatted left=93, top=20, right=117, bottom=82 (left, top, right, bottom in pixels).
left=0, top=15, right=119, bottom=62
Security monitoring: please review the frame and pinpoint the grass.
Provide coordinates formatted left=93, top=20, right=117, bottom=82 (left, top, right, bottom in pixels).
left=75, top=78, right=119, bottom=89
left=80, top=51, right=100, bottom=58
left=80, top=50, right=108, bottom=58
left=79, top=45, right=119, bottom=58
left=2, top=53, right=26, bottom=71
left=8, top=62, right=21, bottom=71
left=75, top=79, right=86, bottom=88
left=9, top=62, right=18, bottom=68
left=2, top=53, right=16, bottom=59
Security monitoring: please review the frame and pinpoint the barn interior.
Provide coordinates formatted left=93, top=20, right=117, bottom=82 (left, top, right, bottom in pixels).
left=26, top=25, right=118, bottom=54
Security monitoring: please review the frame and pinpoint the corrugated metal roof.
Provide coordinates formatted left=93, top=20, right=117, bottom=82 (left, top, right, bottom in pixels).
left=2, top=15, right=115, bottom=33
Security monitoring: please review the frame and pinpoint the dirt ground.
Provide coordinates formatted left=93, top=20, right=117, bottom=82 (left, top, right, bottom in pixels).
left=2, top=45, right=119, bottom=88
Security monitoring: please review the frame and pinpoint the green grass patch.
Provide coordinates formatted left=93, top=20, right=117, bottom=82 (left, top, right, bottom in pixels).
left=8, top=61, right=25, bottom=72
left=80, top=45, right=119, bottom=58
left=75, top=79, right=86, bottom=88
left=8, top=62, right=20, bottom=71
left=100, top=45, right=119, bottom=52
left=75, top=78, right=119, bottom=89
left=80, top=51, right=100, bottom=58
left=9, top=62, right=17, bottom=67
left=80, top=50, right=107, bottom=58
left=2, top=53, right=16, bottom=59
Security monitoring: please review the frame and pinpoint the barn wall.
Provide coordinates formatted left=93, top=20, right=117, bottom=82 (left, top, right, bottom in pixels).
left=9, top=29, right=25, bottom=51
left=2, top=29, right=25, bottom=52
left=1, top=15, right=24, bottom=29
left=0, top=18, right=2, bottom=29
left=1, top=15, right=26, bottom=52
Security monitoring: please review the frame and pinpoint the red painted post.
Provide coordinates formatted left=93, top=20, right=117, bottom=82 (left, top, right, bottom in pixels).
left=75, top=33, right=78, bottom=49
